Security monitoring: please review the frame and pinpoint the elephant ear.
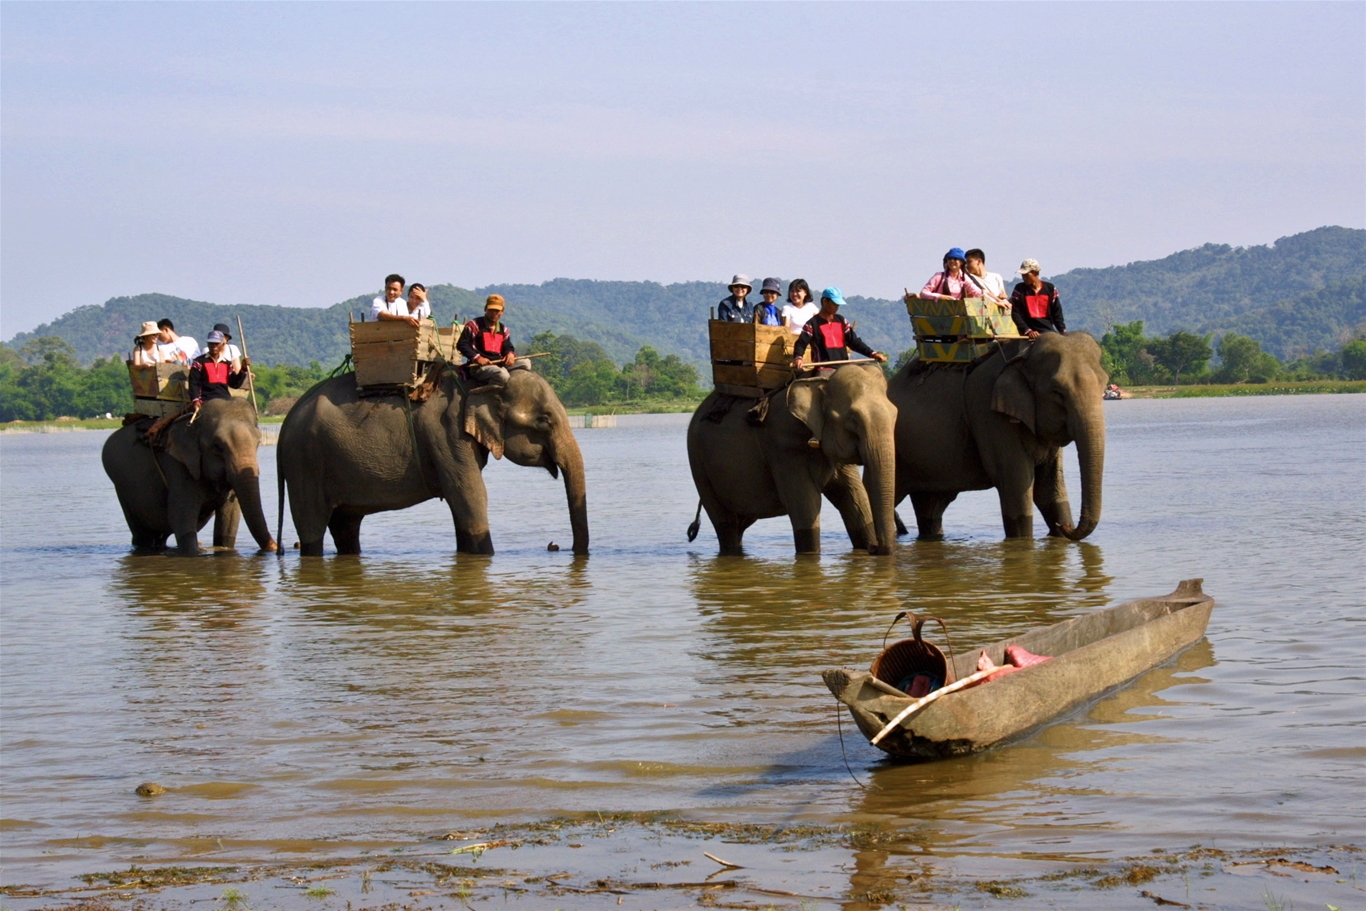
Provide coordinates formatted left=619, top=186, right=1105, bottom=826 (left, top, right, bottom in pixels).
left=786, top=377, right=826, bottom=438
left=464, top=389, right=505, bottom=459
left=991, top=363, right=1036, bottom=434
left=164, top=420, right=202, bottom=479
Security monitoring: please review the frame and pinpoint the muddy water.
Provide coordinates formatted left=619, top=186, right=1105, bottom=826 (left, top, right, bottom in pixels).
left=1, top=395, right=1363, bottom=906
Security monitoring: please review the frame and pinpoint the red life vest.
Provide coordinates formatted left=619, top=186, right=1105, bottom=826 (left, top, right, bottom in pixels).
left=481, top=329, right=508, bottom=356
left=202, top=360, right=231, bottom=385
left=818, top=320, right=846, bottom=352
left=1026, top=293, right=1051, bottom=319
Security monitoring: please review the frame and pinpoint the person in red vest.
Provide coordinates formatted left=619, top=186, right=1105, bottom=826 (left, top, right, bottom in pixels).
left=791, top=287, right=887, bottom=371
left=189, top=330, right=251, bottom=411
left=1009, top=258, right=1067, bottom=339
left=457, top=294, right=518, bottom=387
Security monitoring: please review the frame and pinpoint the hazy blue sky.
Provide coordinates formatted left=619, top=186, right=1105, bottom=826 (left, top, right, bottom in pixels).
left=2, top=2, right=1362, bottom=336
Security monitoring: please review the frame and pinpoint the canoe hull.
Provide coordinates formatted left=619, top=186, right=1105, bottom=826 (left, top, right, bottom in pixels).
left=823, top=579, right=1215, bottom=761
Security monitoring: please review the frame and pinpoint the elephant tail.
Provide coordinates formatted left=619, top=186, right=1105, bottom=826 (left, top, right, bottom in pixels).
left=277, top=468, right=286, bottom=559
left=686, top=500, right=702, bottom=542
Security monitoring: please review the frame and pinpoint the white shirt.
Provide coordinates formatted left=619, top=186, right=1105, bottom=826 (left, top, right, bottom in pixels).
left=158, top=336, right=199, bottom=364
left=780, top=301, right=820, bottom=334
left=129, top=343, right=168, bottom=366
left=371, top=296, right=431, bottom=321
left=967, top=270, right=1007, bottom=300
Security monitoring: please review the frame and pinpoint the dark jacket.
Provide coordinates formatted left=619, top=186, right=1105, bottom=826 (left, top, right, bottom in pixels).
left=717, top=294, right=754, bottom=323
left=1009, top=280, right=1066, bottom=335
left=793, top=313, right=874, bottom=363
left=457, top=316, right=516, bottom=362
left=189, top=354, right=247, bottom=403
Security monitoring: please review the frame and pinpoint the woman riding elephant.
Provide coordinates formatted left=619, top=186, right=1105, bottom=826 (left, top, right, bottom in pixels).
left=688, top=363, right=898, bottom=556
left=889, top=332, right=1107, bottom=540
left=276, top=363, right=588, bottom=557
left=102, top=397, right=279, bottom=555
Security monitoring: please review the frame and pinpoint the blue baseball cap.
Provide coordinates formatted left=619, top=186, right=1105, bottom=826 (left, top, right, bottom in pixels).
left=944, top=247, right=967, bottom=262
left=821, top=287, right=847, bottom=306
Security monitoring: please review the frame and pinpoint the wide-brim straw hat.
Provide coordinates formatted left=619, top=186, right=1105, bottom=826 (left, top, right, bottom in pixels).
left=136, top=321, right=160, bottom=338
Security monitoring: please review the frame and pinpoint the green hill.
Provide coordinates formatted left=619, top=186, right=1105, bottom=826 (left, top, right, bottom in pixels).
left=1051, top=226, right=1366, bottom=354
left=7, top=226, right=1363, bottom=369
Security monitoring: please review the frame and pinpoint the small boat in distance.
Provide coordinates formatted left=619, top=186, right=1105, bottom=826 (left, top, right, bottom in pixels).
left=824, top=579, right=1215, bottom=761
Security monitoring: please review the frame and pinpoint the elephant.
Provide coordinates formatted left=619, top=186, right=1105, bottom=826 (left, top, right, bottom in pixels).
left=102, top=397, right=279, bottom=555
left=276, top=364, right=588, bottom=557
left=687, top=363, right=898, bottom=555
left=888, top=332, right=1107, bottom=540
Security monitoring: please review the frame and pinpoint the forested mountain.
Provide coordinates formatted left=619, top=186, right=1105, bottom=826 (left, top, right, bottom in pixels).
left=1054, top=226, right=1366, bottom=355
left=7, top=226, right=1363, bottom=369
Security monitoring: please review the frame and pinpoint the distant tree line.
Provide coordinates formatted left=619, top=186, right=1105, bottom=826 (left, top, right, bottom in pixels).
left=0, top=332, right=702, bottom=421
left=0, top=337, right=331, bottom=422
left=1099, top=321, right=1366, bottom=386
left=527, top=332, right=702, bottom=406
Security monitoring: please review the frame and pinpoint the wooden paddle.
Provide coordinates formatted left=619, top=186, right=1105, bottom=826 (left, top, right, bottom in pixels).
left=870, top=666, right=998, bottom=745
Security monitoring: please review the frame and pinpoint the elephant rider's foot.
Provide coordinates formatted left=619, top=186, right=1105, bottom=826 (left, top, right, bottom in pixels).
left=807, top=438, right=821, bottom=450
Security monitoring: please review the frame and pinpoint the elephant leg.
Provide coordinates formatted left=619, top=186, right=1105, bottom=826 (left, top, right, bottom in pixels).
left=164, top=470, right=203, bottom=555
left=909, top=491, right=957, bottom=540
left=213, top=492, right=242, bottom=549
left=434, top=446, right=495, bottom=556
left=328, top=511, right=365, bottom=555
left=775, top=474, right=822, bottom=555
left=996, top=466, right=1036, bottom=538
left=1033, top=450, right=1074, bottom=536
left=689, top=465, right=747, bottom=555
left=822, top=464, right=876, bottom=552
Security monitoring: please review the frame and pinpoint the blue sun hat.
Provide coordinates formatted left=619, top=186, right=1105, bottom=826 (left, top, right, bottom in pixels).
left=944, top=247, right=967, bottom=263
left=821, top=287, right=847, bottom=306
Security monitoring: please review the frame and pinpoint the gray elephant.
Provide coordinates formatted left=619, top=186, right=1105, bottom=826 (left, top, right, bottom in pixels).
left=889, top=332, right=1107, bottom=540
left=277, top=365, right=588, bottom=556
left=102, top=397, right=279, bottom=555
left=687, top=363, right=898, bottom=555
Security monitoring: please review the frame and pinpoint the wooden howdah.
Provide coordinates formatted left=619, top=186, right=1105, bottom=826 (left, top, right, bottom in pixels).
left=350, top=319, right=449, bottom=388
left=129, top=363, right=189, bottom=417
left=709, top=320, right=795, bottom=397
left=128, top=362, right=249, bottom=416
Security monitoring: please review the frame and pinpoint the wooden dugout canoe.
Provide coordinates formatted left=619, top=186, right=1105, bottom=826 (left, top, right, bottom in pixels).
left=823, top=579, right=1215, bottom=761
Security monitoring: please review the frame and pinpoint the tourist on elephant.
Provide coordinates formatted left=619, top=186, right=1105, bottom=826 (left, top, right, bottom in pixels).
left=717, top=274, right=754, bottom=322
left=781, top=278, right=819, bottom=334
left=404, top=283, right=432, bottom=321
left=1009, top=258, right=1066, bottom=339
left=913, top=248, right=978, bottom=303
left=964, top=249, right=1010, bottom=307
left=129, top=322, right=169, bottom=367
left=792, top=288, right=888, bottom=371
left=458, top=294, right=519, bottom=387
left=370, top=273, right=418, bottom=325
left=155, top=319, right=199, bottom=363
left=189, top=330, right=251, bottom=411
left=757, top=278, right=784, bottom=326
left=192, top=324, right=242, bottom=366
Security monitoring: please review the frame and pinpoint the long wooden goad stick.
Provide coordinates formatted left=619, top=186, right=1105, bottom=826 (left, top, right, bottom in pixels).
left=795, top=357, right=880, bottom=369
left=870, top=666, right=998, bottom=745
left=235, top=315, right=259, bottom=416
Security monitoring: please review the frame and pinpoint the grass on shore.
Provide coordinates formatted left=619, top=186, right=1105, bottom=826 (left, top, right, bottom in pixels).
left=1122, top=379, right=1366, bottom=398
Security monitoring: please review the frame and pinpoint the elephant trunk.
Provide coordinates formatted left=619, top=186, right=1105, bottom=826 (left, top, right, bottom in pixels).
left=1061, top=402, right=1105, bottom=541
left=861, top=432, right=898, bottom=556
left=555, top=429, right=590, bottom=555
left=230, top=467, right=278, bottom=552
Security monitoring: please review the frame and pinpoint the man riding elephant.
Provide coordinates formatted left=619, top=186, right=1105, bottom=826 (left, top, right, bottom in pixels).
left=791, top=287, right=888, bottom=371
